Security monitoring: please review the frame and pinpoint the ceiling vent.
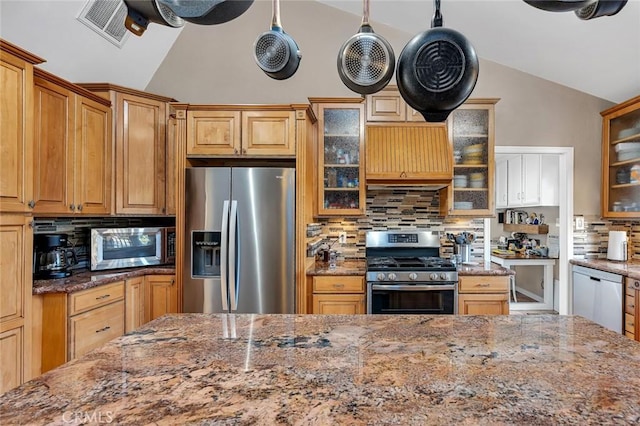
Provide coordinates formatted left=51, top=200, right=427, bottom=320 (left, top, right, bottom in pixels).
left=77, top=0, right=130, bottom=48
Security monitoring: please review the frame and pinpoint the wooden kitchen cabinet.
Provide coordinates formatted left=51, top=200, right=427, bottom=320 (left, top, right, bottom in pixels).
left=32, top=69, right=112, bottom=215
left=41, top=281, right=125, bottom=373
left=311, top=99, right=365, bottom=216
left=0, top=215, right=33, bottom=393
left=125, top=277, right=145, bottom=333
left=625, top=277, right=639, bottom=341
left=458, top=275, right=510, bottom=315
left=0, top=40, right=44, bottom=213
left=600, top=95, right=640, bottom=218
left=312, top=275, right=365, bottom=314
left=78, top=84, right=173, bottom=215
left=185, top=107, right=296, bottom=157
left=440, top=99, right=499, bottom=217
left=145, top=275, right=177, bottom=323
left=365, top=86, right=423, bottom=122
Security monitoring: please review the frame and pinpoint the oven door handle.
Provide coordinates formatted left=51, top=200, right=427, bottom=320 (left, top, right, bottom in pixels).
left=371, top=284, right=456, bottom=291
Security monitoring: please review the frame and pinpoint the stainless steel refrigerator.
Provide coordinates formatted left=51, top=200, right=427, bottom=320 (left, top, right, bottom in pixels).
left=184, top=167, right=295, bottom=314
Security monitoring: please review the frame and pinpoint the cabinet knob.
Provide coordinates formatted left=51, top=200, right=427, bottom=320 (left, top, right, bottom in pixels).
left=28, top=200, right=35, bottom=209
left=234, top=149, right=239, bottom=155
left=242, top=148, right=246, bottom=154
left=69, top=204, right=75, bottom=211
left=77, top=204, right=83, bottom=212
left=634, top=281, right=640, bottom=289
left=28, top=220, right=34, bottom=228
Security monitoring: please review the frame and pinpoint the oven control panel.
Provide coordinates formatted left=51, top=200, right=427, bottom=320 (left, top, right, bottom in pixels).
left=367, top=271, right=458, bottom=283
left=387, top=233, right=418, bottom=244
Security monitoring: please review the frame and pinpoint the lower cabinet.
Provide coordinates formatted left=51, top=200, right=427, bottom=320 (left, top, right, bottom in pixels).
left=145, top=275, right=177, bottom=323
left=458, top=276, right=510, bottom=315
left=312, top=276, right=365, bottom=314
left=125, top=277, right=145, bottom=333
left=39, top=274, right=176, bottom=373
left=626, top=277, right=639, bottom=341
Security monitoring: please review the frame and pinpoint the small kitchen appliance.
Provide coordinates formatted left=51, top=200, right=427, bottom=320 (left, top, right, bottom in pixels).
left=33, top=234, right=77, bottom=279
left=91, top=227, right=175, bottom=271
left=366, top=231, right=458, bottom=314
left=607, top=230, right=628, bottom=261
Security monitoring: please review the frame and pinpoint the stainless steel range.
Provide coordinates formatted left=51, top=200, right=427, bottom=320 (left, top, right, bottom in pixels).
left=366, top=231, right=458, bottom=314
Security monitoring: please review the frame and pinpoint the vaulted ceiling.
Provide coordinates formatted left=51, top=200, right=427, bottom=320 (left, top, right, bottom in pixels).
left=1, top=0, right=638, bottom=103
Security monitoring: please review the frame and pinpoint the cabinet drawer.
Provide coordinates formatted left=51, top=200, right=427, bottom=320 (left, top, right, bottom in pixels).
left=68, top=281, right=125, bottom=316
left=625, top=313, right=635, bottom=335
left=69, top=300, right=124, bottom=360
left=626, top=293, right=636, bottom=315
left=313, top=276, right=364, bottom=293
left=458, top=276, right=509, bottom=293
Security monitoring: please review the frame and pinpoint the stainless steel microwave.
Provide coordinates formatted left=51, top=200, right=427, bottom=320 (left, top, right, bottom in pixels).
left=90, top=227, right=175, bottom=271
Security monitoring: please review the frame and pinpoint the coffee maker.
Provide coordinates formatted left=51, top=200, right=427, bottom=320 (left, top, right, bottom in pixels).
left=33, top=234, right=77, bottom=279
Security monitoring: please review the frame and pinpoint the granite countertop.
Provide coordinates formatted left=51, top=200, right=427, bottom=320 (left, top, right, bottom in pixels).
left=570, top=259, right=640, bottom=280
left=32, top=266, right=176, bottom=295
left=306, top=260, right=366, bottom=276
left=491, top=252, right=555, bottom=261
left=1, top=313, right=639, bottom=424
left=459, top=261, right=516, bottom=276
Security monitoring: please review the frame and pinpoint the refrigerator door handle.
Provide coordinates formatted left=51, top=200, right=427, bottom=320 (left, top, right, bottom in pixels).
left=220, top=200, right=230, bottom=311
left=229, top=200, right=239, bottom=311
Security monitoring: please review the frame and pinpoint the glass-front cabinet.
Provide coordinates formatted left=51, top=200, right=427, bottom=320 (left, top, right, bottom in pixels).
left=440, top=99, right=498, bottom=216
left=601, top=96, right=640, bottom=218
left=313, top=100, right=365, bottom=216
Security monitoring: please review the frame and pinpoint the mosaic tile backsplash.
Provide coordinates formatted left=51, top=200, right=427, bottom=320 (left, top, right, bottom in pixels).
left=573, top=216, right=640, bottom=261
left=308, top=189, right=485, bottom=261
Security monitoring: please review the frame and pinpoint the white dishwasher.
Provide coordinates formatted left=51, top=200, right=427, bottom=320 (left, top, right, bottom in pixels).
left=572, top=265, right=623, bottom=333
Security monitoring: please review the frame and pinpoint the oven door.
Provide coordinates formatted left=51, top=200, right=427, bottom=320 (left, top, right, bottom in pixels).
left=367, top=282, right=457, bottom=314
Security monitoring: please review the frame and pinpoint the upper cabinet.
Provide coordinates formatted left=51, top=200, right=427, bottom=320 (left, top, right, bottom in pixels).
left=185, top=106, right=296, bottom=157
left=440, top=99, right=499, bottom=217
left=495, top=153, right=559, bottom=209
left=366, top=87, right=423, bottom=122
left=600, top=95, right=640, bottom=218
left=78, top=84, right=173, bottom=215
left=32, top=69, right=112, bottom=215
left=0, top=40, right=44, bottom=213
left=311, top=99, right=365, bottom=216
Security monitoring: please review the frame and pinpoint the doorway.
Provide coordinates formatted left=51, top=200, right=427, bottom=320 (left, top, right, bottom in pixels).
left=486, top=146, right=574, bottom=314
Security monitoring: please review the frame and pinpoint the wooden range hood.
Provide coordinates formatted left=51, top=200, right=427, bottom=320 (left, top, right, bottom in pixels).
left=365, top=123, right=453, bottom=188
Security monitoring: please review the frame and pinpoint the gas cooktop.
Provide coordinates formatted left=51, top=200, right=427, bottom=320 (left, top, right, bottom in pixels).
left=366, top=256, right=456, bottom=271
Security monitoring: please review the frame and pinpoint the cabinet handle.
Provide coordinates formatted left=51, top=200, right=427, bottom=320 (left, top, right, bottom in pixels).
left=333, top=283, right=345, bottom=289
left=242, top=148, right=246, bottom=154
left=69, top=204, right=75, bottom=211
left=28, top=200, right=35, bottom=209
left=400, top=171, right=407, bottom=178
left=95, top=294, right=110, bottom=300
left=77, top=204, right=83, bottom=212
left=95, top=326, right=111, bottom=333
left=234, top=149, right=239, bottom=154
left=477, top=283, right=491, bottom=287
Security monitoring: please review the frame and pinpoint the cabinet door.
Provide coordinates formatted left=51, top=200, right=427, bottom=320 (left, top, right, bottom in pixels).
left=540, top=154, right=559, bottom=206
left=74, top=95, right=112, bottom=215
left=495, top=158, right=508, bottom=209
left=458, top=294, right=509, bottom=315
left=115, top=92, right=166, bottom=214
left=521, top=154, right=541, bottom=206
left=0, top=327, right=23, bottom=394
left=507, top=155, right=523, bottom=206
left=366, top=90, right=407, bottom=122
left=32, top=79, right=74, bottom=214
left=601, top=97, right=640, bottom=218
left=125, top=277, right=145, bottom=333
left=186, top=110, right=241, bottom=156
left=165, top=116, right=177, bottom=216
left=0, top=52, right=34, bottom=213
left=312, top=294, right=365, bottom=314
left=316, top=103, right=365, bottom=216
left=68, top=300, right=124, bottom=360
left=242, top=111, right=296, bottom=156
left=0, top=215, right=32, bottom=392
left=446, top=100, right=497, bottom=216
left=145, top=275, right=177, bottom=323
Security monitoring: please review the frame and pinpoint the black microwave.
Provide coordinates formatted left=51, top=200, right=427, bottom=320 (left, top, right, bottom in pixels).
left=90, top=227, right=175, bottom=271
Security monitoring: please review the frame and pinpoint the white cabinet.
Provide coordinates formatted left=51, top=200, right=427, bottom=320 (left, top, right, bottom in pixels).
left=496, top=153, right=558, bottom=208
left=495, top=159, right=508, bottom=209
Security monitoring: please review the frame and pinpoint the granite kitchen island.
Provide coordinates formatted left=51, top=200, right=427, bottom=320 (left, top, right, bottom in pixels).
left=1, top=314, right=639, bottom=425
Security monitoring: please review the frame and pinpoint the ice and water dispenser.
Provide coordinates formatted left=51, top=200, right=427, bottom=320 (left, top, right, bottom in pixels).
left=192, top=231, right=221, bottom=278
